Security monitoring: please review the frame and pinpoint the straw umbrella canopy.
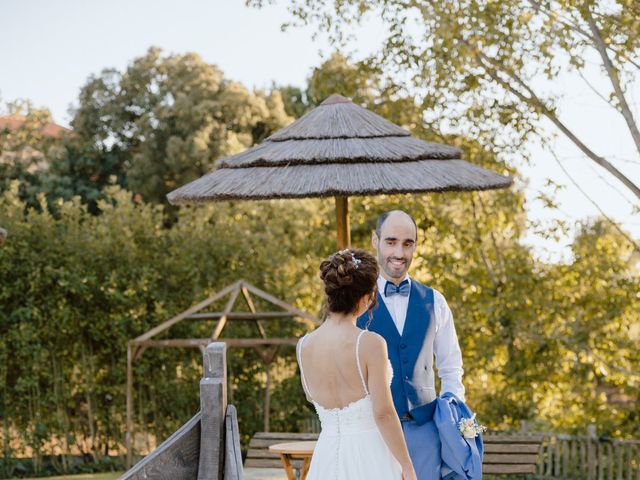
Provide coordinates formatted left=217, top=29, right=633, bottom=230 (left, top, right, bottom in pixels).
left=167, top=94, right=512, bottom=248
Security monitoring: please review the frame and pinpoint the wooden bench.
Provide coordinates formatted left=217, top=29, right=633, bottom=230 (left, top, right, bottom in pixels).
left=483, top=435, right=544, bottom=477
left=245, top=432, right=319, bottom=470
left=245, top=432, right=544, bottom=477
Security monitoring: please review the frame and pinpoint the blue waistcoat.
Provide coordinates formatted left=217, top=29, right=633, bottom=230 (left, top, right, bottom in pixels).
left=357, top=279, right=437, bottom=424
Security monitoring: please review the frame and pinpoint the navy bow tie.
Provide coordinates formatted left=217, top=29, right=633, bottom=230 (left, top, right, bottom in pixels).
left=384, top=280, right=410, bottom=297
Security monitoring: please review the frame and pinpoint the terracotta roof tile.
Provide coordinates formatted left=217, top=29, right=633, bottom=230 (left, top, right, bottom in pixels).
left=0, top=115, right=72, bottom=138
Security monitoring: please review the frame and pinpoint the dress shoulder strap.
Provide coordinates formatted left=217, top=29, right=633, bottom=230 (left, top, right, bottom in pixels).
left=355, top=330, right=369, bottom=396
left=296, top=334, right=312, bottom=400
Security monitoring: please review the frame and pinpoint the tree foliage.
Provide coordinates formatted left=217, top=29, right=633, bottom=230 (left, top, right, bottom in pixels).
left=1, top=47, right=638, bottom=478
left=52, top=48, right=291, bottom=207
left=251, top=0, right=640, bottom=200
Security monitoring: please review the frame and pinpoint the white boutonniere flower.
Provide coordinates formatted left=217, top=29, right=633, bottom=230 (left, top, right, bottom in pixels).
left=458, top=415, right=487, bottom=439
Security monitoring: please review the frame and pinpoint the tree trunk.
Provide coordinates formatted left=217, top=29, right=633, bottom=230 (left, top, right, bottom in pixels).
left=52, top=355, right=71, bottom=472
left=81, top=344, right=99, bottom=462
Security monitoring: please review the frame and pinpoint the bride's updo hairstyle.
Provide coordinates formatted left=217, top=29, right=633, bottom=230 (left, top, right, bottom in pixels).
left=319, top=248, right=379, bottom=315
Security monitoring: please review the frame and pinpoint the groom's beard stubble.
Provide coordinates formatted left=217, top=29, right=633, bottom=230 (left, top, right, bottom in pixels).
left=382, top=255, right=412, bottom=280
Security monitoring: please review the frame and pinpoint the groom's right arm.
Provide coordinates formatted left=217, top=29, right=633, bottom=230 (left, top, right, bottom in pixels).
left=433, top=290, right=466, bottom=401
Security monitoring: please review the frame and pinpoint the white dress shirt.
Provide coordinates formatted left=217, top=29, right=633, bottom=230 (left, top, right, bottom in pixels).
left=377, top=275, right=466, bottom=401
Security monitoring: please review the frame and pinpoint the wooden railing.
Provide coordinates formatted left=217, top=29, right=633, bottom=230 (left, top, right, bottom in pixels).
left=301, top=417, right=640, bottom=479
left=536, top=432, right=640, bottom=479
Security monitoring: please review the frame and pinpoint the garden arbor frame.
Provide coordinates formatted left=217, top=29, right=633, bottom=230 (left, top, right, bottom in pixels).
left=125, top=279, right=319, bottom=467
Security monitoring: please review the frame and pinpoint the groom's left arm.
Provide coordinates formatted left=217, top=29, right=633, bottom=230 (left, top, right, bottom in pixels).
left=433, top=290, right=466, bottom=401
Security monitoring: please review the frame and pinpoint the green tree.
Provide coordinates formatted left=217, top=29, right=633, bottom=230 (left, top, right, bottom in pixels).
left=278, top=51, right=422, bottom=126
left=0, top=181, right=334, bottom=476
left=277, top=85, right=310, bottom=118
left=2, top=44, right=639, bottom=480
left=62, top=47, right=292, bottom=205
left=0, top=100, right=67, bottom=208
left=251, top=0, right=640, bottom=201
left=282, top=52, right=640, bottom=436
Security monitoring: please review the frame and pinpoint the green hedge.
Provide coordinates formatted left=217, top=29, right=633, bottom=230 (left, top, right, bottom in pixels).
left=1, top=181, right=638, bottom=477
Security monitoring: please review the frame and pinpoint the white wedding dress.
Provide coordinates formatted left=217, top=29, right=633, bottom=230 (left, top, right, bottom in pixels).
left=297, top=330, right=402, bottom=480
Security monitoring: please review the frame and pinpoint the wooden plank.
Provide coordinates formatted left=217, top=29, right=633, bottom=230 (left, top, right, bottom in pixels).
left=244, top=283, right=319, bottom=327
left=616, top=441, right=623, bottom=479
left=300, top=457, right=312, bottom=480
left=240, top=286, right=269, bottom=340
left=484, top=443, right=540, bottom=454
left=570, top=439, right=578, bottom=478
left=547, top=435, right=554, bottom=476
left=134, top=281, right=241, bottom=342
left=279, top=453, right=297, bottom=480
left=252, top=432, right=320, bottom=440
left=580, top=437, right=588, bottom=478
left=226, top=338, right=298, bottom=347
left=132, top=345, right=147, bottom=362
left=246, top=448, right=282, bottom=459
left=224, top=405, right=243, bottom=480
left=198, top=343, right=227, bottom=480
left=134, top=338, right=299, bottom=348
left=187, top=311, right=298, bottom=319
left=135, top=338, right=211, bottom=348
left=211, top=284, right=241, bottom=340
left=538, top=438, right=546, bottom=477
left=120, top=412, right=201, bottom=480
left=482, top=463, right=537, bottom=474
left=588, top=438, right=597, bottom=480
left=564, top=438, right=572, bottom=479
left=245, top=458, right=298, bottom=469
left=484, top=435, right=544, bottom=444
left=483, top=453, right=538, bottom=464
left=250, top=438, right=315, bottom=449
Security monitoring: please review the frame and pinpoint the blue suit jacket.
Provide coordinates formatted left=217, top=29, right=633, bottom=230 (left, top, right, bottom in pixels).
left=435, top=392, right=484, bottom=480
left=357, top=279, right=437, bottom=423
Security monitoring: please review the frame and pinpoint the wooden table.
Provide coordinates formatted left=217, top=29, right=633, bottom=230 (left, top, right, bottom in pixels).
left=268, top=441, right=317, bottom=480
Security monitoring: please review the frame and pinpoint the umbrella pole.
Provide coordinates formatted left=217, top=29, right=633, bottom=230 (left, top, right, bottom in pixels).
left=335, top=196, right=351, bottom=249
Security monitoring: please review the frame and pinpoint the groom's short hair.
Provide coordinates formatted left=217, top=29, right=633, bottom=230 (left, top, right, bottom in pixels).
left=375, top=210, right=418, bottom=240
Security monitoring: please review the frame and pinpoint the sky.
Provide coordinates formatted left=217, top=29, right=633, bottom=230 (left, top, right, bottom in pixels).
left=1, top=0, right=638, bottom=261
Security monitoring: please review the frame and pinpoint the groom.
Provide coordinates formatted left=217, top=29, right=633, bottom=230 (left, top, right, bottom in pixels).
left=357, top=210, right=466, bottom=480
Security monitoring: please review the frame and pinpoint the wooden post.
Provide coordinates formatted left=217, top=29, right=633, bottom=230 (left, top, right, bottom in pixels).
left=198, top=342, right=227, bottom=480
left=120, top=344, right=225, bottom=479
left=125, top=343, right=134, bottom=468
left=587, top=424, right=597, bottom=480
left=211, top=285, right=241, bottom=340
left=224, top=405, right=243, bottom=480
left=256, top=346, right=279, bottom=433
left=264, top=367, right=271, bottom=432
left=335, top=196, right=350, bottom=249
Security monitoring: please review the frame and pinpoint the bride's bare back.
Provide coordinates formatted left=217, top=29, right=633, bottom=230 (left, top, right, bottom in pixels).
left=297, top=323, right=369, bottom=409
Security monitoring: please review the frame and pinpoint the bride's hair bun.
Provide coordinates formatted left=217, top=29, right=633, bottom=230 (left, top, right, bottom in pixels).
left=320, top=250, right=357, bottom=288
left=319, top=248, right=379, bottom=314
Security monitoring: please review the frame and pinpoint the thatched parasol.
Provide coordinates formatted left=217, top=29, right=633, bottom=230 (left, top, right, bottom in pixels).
left=167, top=94, right=512, bottom=247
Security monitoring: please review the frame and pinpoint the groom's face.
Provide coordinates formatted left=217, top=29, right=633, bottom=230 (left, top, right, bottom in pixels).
left=372, top=213, right=417, bottom=282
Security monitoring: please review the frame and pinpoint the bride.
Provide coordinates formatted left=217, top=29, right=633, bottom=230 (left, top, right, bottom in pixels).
left=297, top=248, right=417, bottom=480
